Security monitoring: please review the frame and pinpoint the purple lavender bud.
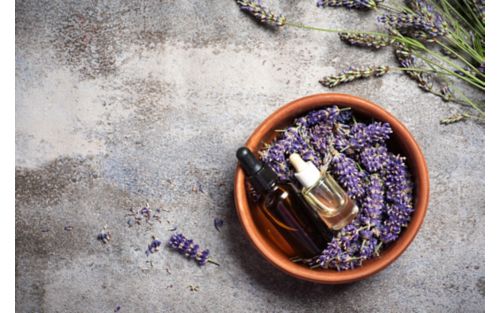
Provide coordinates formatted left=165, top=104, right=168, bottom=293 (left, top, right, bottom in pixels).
left=146, top=238, right=162, bottom=255
left=214, top=218, right=224, bottom=232
left=331, top=153, right=365, bottom=199
left=196, top=249, right=210, bottom=266
left=383, top=153, right=413, bottom=206
left=299, top=106, right=340, bottom=127
left=307, top=123, right=335, bottom=157
left=337, top=109, right=353, bottom=123
left=362, top=174, right=385, bottom=218
left=360, top=146, right=388, bottom=172
left=365, top=122, right=393, bottom=143
left=97, top=229, right=111, bottom=244
left=168, top=233, right=212, bottom=266
left=359, top=237, right=378, bottom=259
left=380, top=218, right=402, bottom=243
left=317, top=239, right=341, bottom=268
left=349, top=123, right=369, bottom=150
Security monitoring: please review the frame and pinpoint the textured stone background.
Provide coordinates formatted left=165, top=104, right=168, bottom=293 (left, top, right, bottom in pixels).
left=15, top=0, right=484, bottom=312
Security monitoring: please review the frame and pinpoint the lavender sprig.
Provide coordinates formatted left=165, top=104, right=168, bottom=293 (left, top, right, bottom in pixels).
left=362, top=174, right=385, bottom=219
left=168, top=233, right=218, bottom=266
left=235, top=0, right=286, bottom=27
left=317, top=0, right=382, bottom=10
left=320, top=66, right=390, bottom=89
left=339, top=32, right=394, bottom=49
left=331, top=152, right=365, bottom=199
left=378, top=13, right=448, bottom=38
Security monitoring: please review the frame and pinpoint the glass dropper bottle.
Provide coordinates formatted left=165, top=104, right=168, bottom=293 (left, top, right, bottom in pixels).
left=289, top=153, right=359, bottom=231
left=236, top=147, right=330, bottom=258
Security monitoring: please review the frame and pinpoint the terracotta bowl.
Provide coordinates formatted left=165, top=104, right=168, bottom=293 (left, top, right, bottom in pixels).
left=233, top=93, right=429, bottom=284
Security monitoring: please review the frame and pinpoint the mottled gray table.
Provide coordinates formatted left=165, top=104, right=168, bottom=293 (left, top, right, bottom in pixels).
left=15, top=1, right=484, bottom=312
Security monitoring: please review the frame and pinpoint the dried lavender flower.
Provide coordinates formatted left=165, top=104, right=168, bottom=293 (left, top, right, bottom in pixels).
left=97, top=227, right=111, bottom=244
left=339, top=32, right=394, bottom=49
left=235, top=0, right=286, bottom=27
left=365, top=122, right=393, bottom=143
left=146, top=237, right=162, bottom=256
left=320, top=66, right=390, bottom=88
left=331, top=152, right=365, bottom=199
left=360, top=146, right=388, bottom=173
left=317, top=0, right=382, bottom=10
left=440, top=113, right=467, bottom=125
left=394, top=42, right=434, bottom=92
left=378, top=12, right=447, bottom=38
left=362, top=174, right=385, bottom=218
left=168, top=233, right=217, bottom=266
left=214, top=218, right=224, bottom=232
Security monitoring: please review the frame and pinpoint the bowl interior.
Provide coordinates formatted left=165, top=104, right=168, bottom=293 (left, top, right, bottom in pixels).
left=235, top=94, right=428, bottom=284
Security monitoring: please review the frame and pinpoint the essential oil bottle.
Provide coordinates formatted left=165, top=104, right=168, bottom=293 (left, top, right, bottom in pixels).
left=236, top=147, right=330, bottom=258
left=289, top=153, right=359, bottom=231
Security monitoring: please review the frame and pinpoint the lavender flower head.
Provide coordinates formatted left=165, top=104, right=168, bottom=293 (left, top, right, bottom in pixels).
left=317, top=0, right=383, bottom=10
left=360, top=146, right=388, bottom=172
left=378, top=1, right=448, bottom=39
left=331, top=152, right=365, bottom=199
left=236, top=0, right=286, bottom=27
left=168, top=233, right=212, bottom=266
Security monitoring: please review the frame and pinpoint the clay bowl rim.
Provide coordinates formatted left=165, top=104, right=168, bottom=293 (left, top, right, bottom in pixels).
left=233, top=93, right=429, bottom=284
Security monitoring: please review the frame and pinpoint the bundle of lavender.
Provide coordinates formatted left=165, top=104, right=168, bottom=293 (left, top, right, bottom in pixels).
left=260, top=106, right=413, bottom=270
left=235, top=0, right=485, bottom=124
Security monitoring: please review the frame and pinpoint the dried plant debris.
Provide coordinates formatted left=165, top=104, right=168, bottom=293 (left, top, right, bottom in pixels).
left=126, top=203, right=162, bottom=227
left=97, top=226, right=111, bottom=244
left=188, top=285, right=200, bottom=292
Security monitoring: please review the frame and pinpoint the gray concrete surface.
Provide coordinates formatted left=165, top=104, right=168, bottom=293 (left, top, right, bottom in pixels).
left=15, top=1, right=485, bottom=312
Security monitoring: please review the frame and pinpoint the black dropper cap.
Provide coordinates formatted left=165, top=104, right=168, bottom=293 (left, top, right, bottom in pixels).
left=236, top=147, right=278, bottom=193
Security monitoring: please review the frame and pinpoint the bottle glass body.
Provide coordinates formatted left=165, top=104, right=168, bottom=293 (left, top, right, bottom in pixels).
left=301, top=173, right=359, bottom=230
left=253, top=183, right=331, bottom=258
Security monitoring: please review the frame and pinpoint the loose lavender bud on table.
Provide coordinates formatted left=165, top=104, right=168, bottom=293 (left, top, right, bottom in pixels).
left=168, top=233, right=217, bottom=266
left=97, top=228, right=111, bottom=244
left=214, top=218, right=224, bottom=232
left=146, top=237, right=162, bottom=256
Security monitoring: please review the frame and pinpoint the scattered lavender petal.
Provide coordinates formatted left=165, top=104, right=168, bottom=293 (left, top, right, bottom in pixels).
left=214, top=218, right=224, bottom=232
